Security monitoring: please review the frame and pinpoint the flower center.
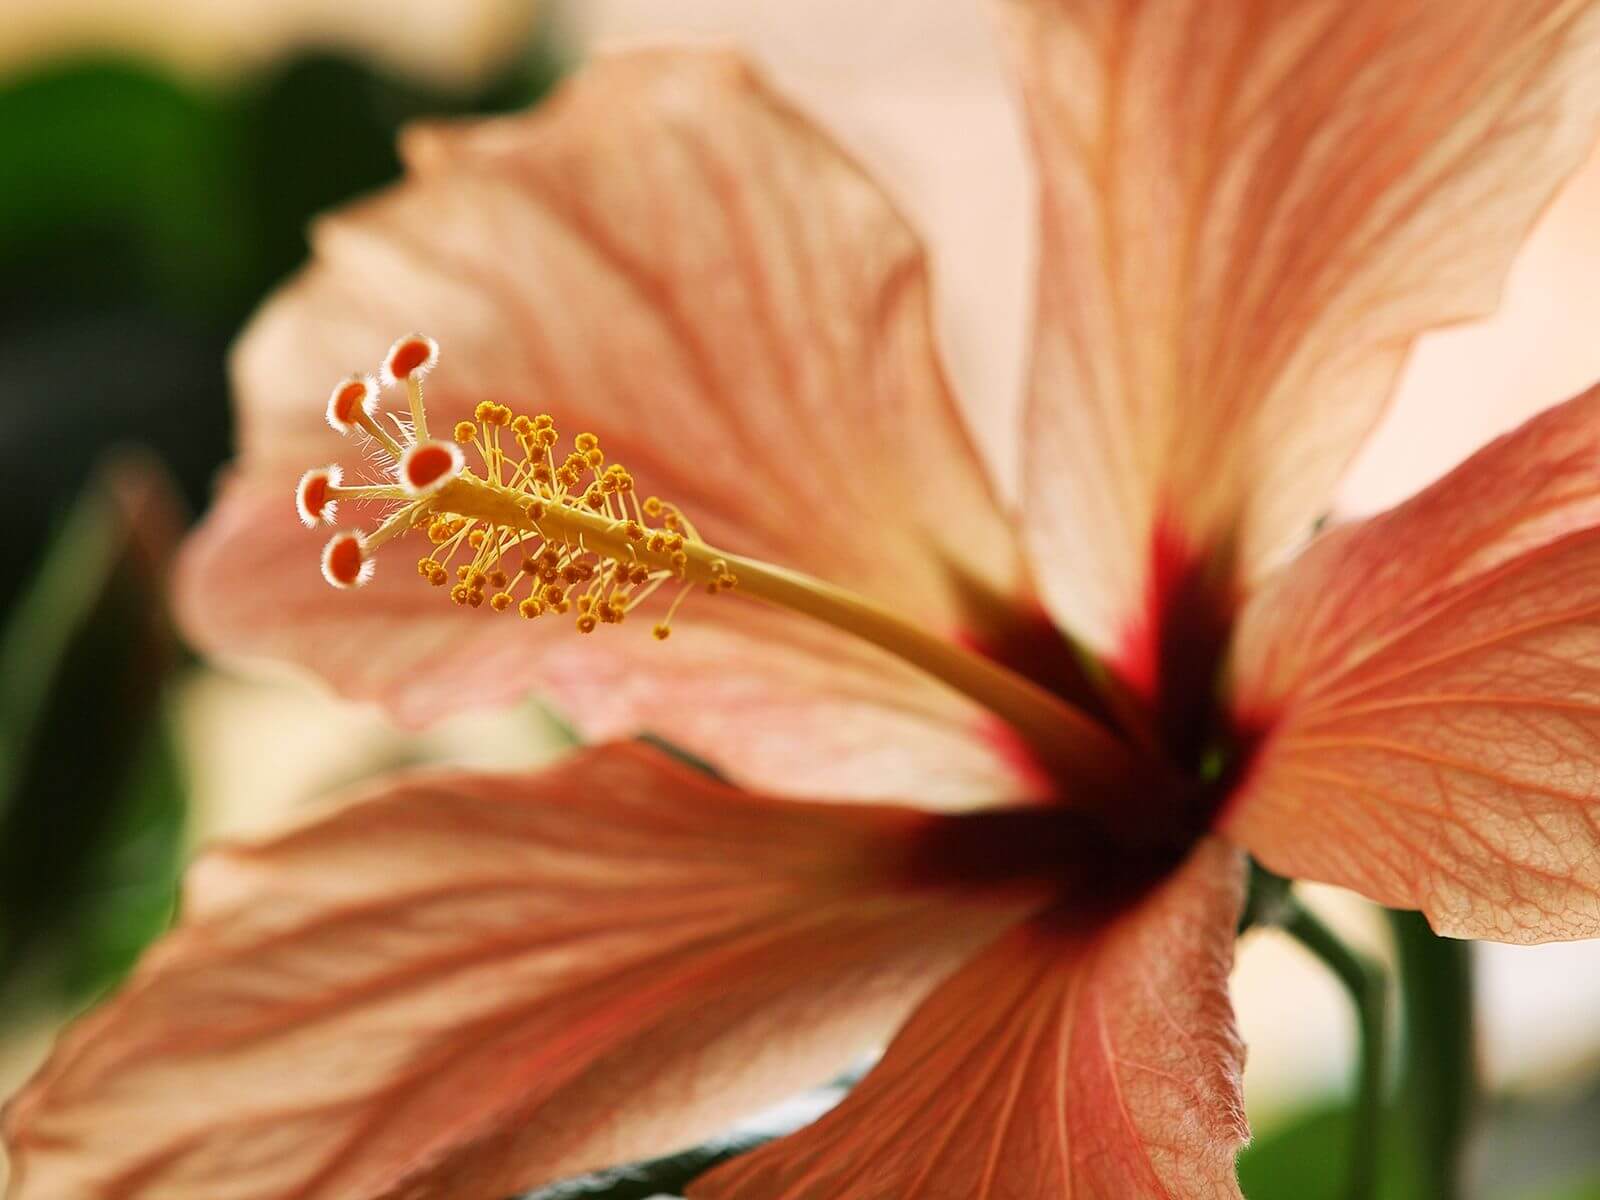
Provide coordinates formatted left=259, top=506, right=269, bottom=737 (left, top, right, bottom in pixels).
left=296, top=334, right=1161, bottom=810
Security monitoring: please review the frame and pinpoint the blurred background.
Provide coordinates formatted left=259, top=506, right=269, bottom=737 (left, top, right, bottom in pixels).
left=3, top=2, right=1600, bottom=1197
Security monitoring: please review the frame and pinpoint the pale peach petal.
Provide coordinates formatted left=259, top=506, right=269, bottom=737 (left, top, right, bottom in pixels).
left=3, top=743, right=1046, bottom=1200
left=1226, top=389, right=1600, bottom=942
left=1003, top=0, right=1600, bottom=713
left=694, top=838, right=1248, bottom=1200
left=176, top=47, right=1047, bottom=806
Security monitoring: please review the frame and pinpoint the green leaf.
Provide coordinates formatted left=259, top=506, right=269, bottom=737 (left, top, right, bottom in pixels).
left=0, top=59, right=248, bottom=318
left=1238, top=1102, right=1416, bottom=1200
left=1517, top=1181, right=1600, bottom=1200
left=0, top=459, right=187, bottom=1007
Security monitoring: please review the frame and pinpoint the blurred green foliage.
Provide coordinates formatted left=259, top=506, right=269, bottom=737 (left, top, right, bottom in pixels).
left=0, top=461, right=185, bottom=1009
left=0, top=39, right=564, bottom=611
left=0, top=29, right=564, bottom=1015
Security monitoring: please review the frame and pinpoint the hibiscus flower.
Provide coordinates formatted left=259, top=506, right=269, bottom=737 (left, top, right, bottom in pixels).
left=12, top=3, right=1600, bottom=1197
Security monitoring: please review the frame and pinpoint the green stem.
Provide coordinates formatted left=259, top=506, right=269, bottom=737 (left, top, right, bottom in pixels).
left=1386, top=909, right=1476, bottom=1200
left=1280, top=896, right=1389, bottom=1200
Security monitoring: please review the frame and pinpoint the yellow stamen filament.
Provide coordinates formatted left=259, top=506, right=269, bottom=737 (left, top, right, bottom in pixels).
left=356, top=413, right=405, bottom=459
left=300, top=335, right=1144, bottom=790
left=406, top=377, right=428, bottom=442
left=423, top=471, right=1125, bottom=771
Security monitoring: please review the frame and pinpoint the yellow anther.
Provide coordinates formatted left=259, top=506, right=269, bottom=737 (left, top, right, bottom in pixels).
left=665, top=533, right=685, bottom=553
left=585, top=448, right=605, bottom=468
left=647, top=533, right=667, bottom=553
left=584, top=486, right=606, bottom=511
left=518, top=597, right=544, bottom=619
left=450, top=583, right=472, bottom=606
left=428, top=521, right=452, bottom=544
left=511, top=415, right=534, bottom=436
left=457, top=565, right=471, bottom=582
left=473, top=401, right=498, bottom=423
left=543, top=586, right=566, bottom=606
left=488, top=570, right=508, bottom=589
left=532, top=464, right=553, bottom=485
left=622, top=520, right=645, bottom=542
left=643, top=497, right=663, bottom=517
left=576, top=614, right=598, bottom=634
left=525, top=499, right=546, bottom=520
left=468, top=530, right=487, bottom=549
left=417, top=557, right=435, bottom=577
left=670, top=550, right=689, bottom=575
left=454, top=421, right=476, bottom=444
left=533, top=413, right=555, bottom=429
left=629, top=564, right=651, bottom=586
left=574, top=433, right=598, bottom=452
left=652, top=623, right=671, bottom=640
left=600, top=475, right=618, bottom=495
left=557, top=466, right=581, bottom=487
left=467, top=590, right=485, bottom=609
left=537, top=428, right=558, bottom=450
left=428, top=566, right=448, bottom=587
left=490, top=592, right=513, bottom=613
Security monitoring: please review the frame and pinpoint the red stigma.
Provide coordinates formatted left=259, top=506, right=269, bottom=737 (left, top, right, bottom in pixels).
left=299, top=474, right=329, bottom=516
left=325, top=536, right=363, bottom=586
left=388, top=339, right=433, bottom=381
left=333, top=381, right=368, bottom=423
left=404, top=443, right=456, bottom=491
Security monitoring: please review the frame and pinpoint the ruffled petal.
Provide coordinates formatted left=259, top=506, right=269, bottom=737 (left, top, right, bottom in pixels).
left=176, top=47, right=1046, bottom=806
left=694, top=838, right=1248, bottom=1200
left=1226, top=389, right=1600, bottom=942
left=1003, top=0, right=1600, bottom=713
left=3, top=743, right=1044, bottom=1200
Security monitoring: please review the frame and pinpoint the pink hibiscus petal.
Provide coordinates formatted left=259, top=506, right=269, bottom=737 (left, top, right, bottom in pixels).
left=1002, top=0, right=1600, bottom=713
left=1226, top=388, right=1600, bottom=942
left=2, top=743, right=1049, bottom=1200
left=693, top=837, right=1248, bottom=1200
left=176, top=47, right=1051, bottom=806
